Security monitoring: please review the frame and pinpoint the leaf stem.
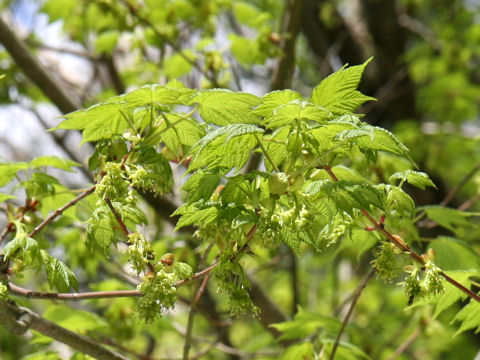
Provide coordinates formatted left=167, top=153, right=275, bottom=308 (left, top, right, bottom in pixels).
left=330, top=268, right=375, bottom=360
left=254, top=134, right=280, bottom=172
left=323, top=165, right=480, bottom=304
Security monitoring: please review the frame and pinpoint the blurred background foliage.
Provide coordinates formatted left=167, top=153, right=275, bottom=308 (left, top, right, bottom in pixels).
left=1, top=0, right=480, bottom=359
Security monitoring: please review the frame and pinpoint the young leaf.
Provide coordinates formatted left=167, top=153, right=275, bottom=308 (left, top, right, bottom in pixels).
left=191, top=89, right=261, bottom=125
left=420, top=206, right=480, bottom=232
left=453, top=299, right=480, bottom=336
left=30, top=156, right=80, bottom=172
left=53, top=102, right=130, bottom=144
left=0, top=193, right=16, bottom=204
left=41, top=250, right=78, bottom=292
left=390, top=170, right=436, bottom=189
left=310, top=57, right=375, bottom=115
left=123, top=83, right=195, bottom=109
left=0, top=162, right=29, bottom=187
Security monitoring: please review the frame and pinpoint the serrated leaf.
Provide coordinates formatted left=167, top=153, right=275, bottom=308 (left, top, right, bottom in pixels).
left=421, top=206, right=480, bottom=232
left=253, top=90, right=302, bottom=118
left=86, top=211, right=114, bottom=254
left=384, top=185, right=415, bottom=217
left=112, top=202, right=147, bottom=226
left=174, top=204, right=218, bottom=231
left=433, top=270, right=478, bottom=318
left=390, top=170, right=436, bottom=189
left=3, top=235, right=39, bottom=264
left=430, top=237, right=480, bottom=270
left=191, top=89, right=261, bottom=125
left=182, top=172, right=220, bottom=202
left=41, top=250, right=78, bottom=292
left=453, top=299, right=480, bottom=336
left=53, top=102, right=130, bottom=144
left=163, top=51, right=195, bottom=78
left=271, top=306, right=341, bottom=340
left=124, top=83, right=196, bottom=109
left=310, top=57, right=375, bottom=115
left=355, top=127, right=410, bottom=157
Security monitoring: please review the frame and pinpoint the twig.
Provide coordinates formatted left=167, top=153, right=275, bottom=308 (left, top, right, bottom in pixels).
left=104, top=197, right=130, bottom=237
left=8, top=262, right=220, bottom=300
left=322, top=165, right=480, bottom=304
left=0, top=300, right=128, bottom=360
left=28, top=185, right=96, bottom=239
left=386, top=327, right=422, bottom=360
left=440, top=162, right=480, bottom=207
left=329, top=268, right=375, bottom=360
left=457, top=193, right=480, bottom=211
left=0, top=17, right=81, bottom=113
left=183, top=245, right=214, bottom=360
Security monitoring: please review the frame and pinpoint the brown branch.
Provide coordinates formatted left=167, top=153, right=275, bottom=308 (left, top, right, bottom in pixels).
left=0, top=17, right=81, bottom=113
left=28, top=185, right=96, bottom=239
left=439, top=162, right=480, bottom=207
left=330, top=268, right=375, bottom=360
left=0, top=300, right=129, bottom=360
left=103, top=55, right=126, bottom=94
left=105, top=197, right=130, bottom=237
left=270, top=0, right=304, bottom=90
left=322, top=165, right=480, bottom=304
left=386, top=327, right=422, bottom=360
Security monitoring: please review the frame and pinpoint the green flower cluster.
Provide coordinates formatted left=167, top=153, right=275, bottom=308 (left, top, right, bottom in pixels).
left=127, top=233, right=154, bottom=274
left=137, top=269, right=177, bottom=323
left=402, top=259, right=444, bottom=303
left=0, top=283, right=8, bottom=299
left=372, top=241, right=399, bottom=283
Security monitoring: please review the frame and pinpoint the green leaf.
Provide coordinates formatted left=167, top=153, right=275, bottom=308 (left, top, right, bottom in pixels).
left=279, top=343, right=314, bottom=360
left=124, top=83, right=196, bottom=109
left=86, top=209, right=114, bottom=254
left=163, top=51, right=195, bottom=78
left=30, top=156, right=80, bottom=172
left=229, top=35, right=265, bottom=66
left=390, top=170, right=436, bottom=189
left=420, top=206, right=480, bottom=232
left=453, top=299, right=480, bottom=336
left=182, top=172, right=221, bottom=202
left=43, top=304, right=108, bottom=334
left=310, top=58, right=375, bottom=115
left=174, top=203, right=219, bottom=231
left=260, top=99, right=331, bottom=128
left=271, top=306, right=341, bottom=340
left=355, top=127, right=410, bottom=157
left=0, top=162, right=29, bottom=187
left=40, top=184, right=77, bottom=218
left=433, top=270, right=478, bottom=318
left=21, top=351, right=62, bottom=360
left=94, top=30, right=119, bottom=54
left=430, top=237, right=480, bottom=270
left=233, top=2, right=270, bottom=29
left=53, top=102, right=130, bottom=144
left=384, top=185, right=415, bottom=217
left=191, top=89, right=261, bottom=125
left=3, top=235, right=39, bottom=264
left=0, top=193, right=16, bottom=203
left=41, top=250, right=79, bottom=292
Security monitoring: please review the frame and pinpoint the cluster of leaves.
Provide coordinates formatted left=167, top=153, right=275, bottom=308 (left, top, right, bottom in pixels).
left=2, top=54, right=480, bottom=358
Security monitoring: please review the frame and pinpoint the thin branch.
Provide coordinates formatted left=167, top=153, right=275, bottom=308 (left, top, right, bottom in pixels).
left=322, top=165, right=480, bottom=304
left=121, top=0, right=220, bottom=87
left=440, top=162, right=480, bottom=207
left=8, top=261, right=220, bottom=300
left=0, top=300, right=129, bottom=360
left=28, top=185, right=96, bottom=239
left=105, top=197, right=130, bottom=237
left=270, top=0, right=304, bottom=90
left=457, top=193, right=480, bottom=211
left=8, top=283, right=141, bottom=300
left=386, top=327, right=422, bottom=360
left=0, top=17, right=81, bottom=113
left=329, top=268, right=375, bottom=360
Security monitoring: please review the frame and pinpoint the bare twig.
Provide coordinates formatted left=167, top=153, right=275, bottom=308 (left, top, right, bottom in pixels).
left=323, top=165, right=480, bottom=304
left=386, top=327, right=422, bottom=360
left=330, top=268, right=375, bottom=360
left=0, top=17, right=81, bottom=113
left=0, top=300, right=129, bottom=360
left=440, top=162, right=480, bottom=207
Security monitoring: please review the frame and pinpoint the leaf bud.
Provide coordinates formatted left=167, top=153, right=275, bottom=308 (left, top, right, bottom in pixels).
left=268, top=172, right=289, bottom=195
